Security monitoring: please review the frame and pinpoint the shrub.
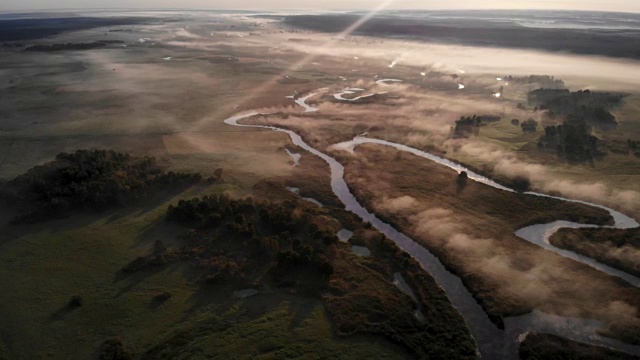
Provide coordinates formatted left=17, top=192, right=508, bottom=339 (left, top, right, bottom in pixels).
left=98, top=338, right=132, bottom=360
left=456, top=171, right=468, bottom=193
left=512, top=176, right=532, bottom=193
left=68, top=295, right=83, bottom=308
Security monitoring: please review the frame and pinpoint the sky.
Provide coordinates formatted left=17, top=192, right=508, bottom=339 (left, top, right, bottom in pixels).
left=1, top=0, right=639, bottom=13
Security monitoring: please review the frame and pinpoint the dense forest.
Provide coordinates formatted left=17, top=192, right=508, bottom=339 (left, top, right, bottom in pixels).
left=0, top=17, right=146, bottom=42
left=503, top=75, right=566, bottom=89
left=0, top=150, right=204, bottom=223
left=452, top=116, right=482, bottom=138
left=452, top=115, right=502, bottom=138
left=528, top=88, right=625, bottom=128
left=163, top=195, right=337, bottom=286
left=537, top=118, right=602, bottom=163
left=25, top=40, right=124, bottom=52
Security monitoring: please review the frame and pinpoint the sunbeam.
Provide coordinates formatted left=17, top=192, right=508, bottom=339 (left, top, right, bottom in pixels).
left=190, top=0, right=397, bottom=131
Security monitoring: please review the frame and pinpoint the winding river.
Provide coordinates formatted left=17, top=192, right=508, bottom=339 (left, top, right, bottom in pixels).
left=376, top=78, right=404, bottom=86
left=225, top=111, right=640, bottom=359
left=333, top=87, right=389, bottom=102
left=294, top=92, right=320, bottom=112
left=335, top=137, right=640, bottom=287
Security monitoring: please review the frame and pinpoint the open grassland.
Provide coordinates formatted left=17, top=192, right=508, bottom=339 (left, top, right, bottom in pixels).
left=339, top=144, right=640, bottom=340
left=141, top=301, right=412, bottom=359
left=0, top=179, right=231, bottom=358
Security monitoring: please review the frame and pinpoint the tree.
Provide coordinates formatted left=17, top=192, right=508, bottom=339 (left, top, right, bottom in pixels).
left=153, top=240, right=166, bottom=255
left=512, top=176, right=531, bottom=193
left=456, top=171, right=469, bottom=194
left=521, top=119, right=538, bottom=134
left=316, top=254, right=334, bottom=277
left=98, top=338, right=132, bottom=360
left=68, top=295, right=83, bottom=308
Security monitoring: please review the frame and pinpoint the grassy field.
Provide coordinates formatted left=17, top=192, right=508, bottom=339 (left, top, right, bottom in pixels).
left=0, top=184, right=213, bottom=358
left=0, top=17, right=322, bottom=181
left=141, top=301, right=412, bottom=359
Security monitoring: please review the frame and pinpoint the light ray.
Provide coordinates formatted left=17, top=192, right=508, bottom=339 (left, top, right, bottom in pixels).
left=192, top=0, right=397, bottom=131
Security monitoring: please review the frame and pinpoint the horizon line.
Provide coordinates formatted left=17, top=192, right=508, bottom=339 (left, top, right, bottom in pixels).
left=1, top=7, right=639, bottom=15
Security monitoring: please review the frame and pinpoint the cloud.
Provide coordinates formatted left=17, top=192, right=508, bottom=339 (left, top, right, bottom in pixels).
left=379, top=195, right=419, bottom=213
left=443, top=139, right=640, bottom=218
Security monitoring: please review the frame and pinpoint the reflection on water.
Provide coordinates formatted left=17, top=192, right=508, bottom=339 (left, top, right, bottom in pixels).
left=337, top=229, right=353, bottom=242
left=351, top=245, right=371, bottom=257
left=375, top=79, right=403, bottom=86
left=293, top=92, right=320, bottom=112
left=233, top=289, right=259, bottom=299
left=285, top=148, right=301, bottom=166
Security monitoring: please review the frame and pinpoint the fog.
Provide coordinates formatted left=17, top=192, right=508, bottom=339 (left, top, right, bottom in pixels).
left=375, top=192, right=640, bottom=326
left=286, top=37, right=640, bottom=91
left=449, top=140, right=640, bottom=217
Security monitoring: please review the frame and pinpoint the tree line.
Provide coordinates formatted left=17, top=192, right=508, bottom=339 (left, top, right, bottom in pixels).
left=1, top=149, right=204, bottom=223
left=528, top=88, right=624, bottom=129
left=163, top=195, right=338, bottom=287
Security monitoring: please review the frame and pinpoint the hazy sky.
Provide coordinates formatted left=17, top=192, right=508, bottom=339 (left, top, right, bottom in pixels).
left=1, top=0, right=639, bottom=13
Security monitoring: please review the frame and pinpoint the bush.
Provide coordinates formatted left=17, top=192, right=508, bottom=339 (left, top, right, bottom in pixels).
left=512, top=176, right=532, bottom=193
left=456, top=171, right=468, bottom=193
left=98, top=338, right=132, bottom=360
left=520, top=119, right=538, bottom=133
left=68, top=295, right=83, bottom=308
left=153, top=292, right=172, bottom=303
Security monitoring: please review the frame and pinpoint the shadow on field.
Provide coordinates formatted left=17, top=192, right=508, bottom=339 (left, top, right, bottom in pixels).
left=0, top=185, right=201, bottom=248
left=113, top=261, right=190, bottom=299
left=0, top=207, right=121, bottom=247
left=288, top=299, right=317, bottom=329
left=48, top=303, right=79, bottom=322
left=179, top=282, right=322, bottom=330
left=131, top=220, right=186, bottom=249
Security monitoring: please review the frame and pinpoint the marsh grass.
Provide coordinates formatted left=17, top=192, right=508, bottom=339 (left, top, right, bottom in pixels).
left=341, top=145, right=640, bottom=340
